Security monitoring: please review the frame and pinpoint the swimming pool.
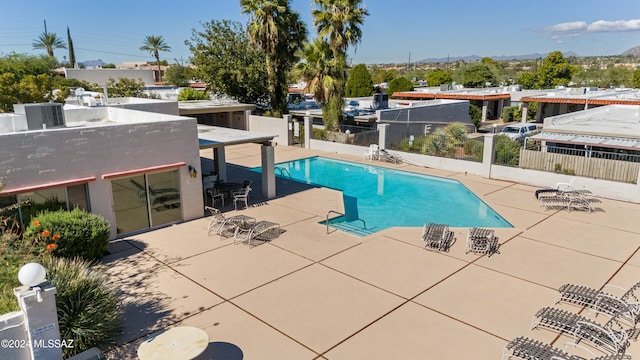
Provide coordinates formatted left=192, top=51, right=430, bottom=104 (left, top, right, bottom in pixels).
left=253, top=157, right=512, bottom=234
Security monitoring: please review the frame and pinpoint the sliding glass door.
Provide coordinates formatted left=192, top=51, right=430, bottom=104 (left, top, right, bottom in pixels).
left=112, top=170, right=182, bottom=235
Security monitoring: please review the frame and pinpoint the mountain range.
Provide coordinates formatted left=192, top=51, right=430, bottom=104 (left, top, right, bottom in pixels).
left=418, top=46, right=640, bottom=63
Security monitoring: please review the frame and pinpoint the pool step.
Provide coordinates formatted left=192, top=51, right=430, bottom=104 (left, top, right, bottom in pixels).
left=329, top=221, right=375, bottom=237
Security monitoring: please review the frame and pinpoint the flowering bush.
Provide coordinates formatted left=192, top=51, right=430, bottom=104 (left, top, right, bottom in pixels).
left=24, top=208, right=110, bottom=260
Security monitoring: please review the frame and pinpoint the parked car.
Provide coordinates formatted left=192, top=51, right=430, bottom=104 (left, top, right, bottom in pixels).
left=499, top=123, right=539, bottom=141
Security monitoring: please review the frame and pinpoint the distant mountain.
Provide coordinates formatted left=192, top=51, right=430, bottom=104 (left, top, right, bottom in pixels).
left=621, top=46, right=640, bottom=56
left=418, top=52, right=579, bottom=63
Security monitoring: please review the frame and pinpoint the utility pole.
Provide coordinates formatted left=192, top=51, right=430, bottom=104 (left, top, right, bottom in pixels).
left=407, top=52, right=411, bottom=71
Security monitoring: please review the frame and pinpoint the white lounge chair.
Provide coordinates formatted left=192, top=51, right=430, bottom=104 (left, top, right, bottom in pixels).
left=206, top=207, right=255, bottom=239
left=234, top=220, right=281, bottom=247
left=421, top=223, right=455, bottom=252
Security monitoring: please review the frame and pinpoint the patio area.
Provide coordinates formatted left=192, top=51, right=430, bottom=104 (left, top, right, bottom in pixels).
left=105, top=144, right=640, bottom=359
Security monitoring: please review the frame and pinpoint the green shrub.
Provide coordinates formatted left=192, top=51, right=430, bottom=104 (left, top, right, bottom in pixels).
left=177, top=87, right=209, bottom=101
left=422, top=129, right=453, bottom=156
left=554, top=163, right=562, bottom=173
left=494, top=135, right=521, bottom=166
left=464, top=140, right=484, bottom=160
left=24, top=209, right=110, bottom=260
left=502, top=106, right=517, bottom=123
left=444, top=123, right=468, bottom=142
left=469, top=104, right=482, bottom=131
left=0, top=221, right=50, bottom=313
left=46, top=257, right=121, bottom=357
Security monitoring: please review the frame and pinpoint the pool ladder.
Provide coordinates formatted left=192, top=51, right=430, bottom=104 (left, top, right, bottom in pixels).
left=275, top=167, right=292, bottom=180
left=325, top=210, right=367, bottom=234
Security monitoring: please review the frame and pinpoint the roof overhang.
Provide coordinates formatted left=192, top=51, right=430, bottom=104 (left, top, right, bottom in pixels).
left=198, top=125, right=277, bottom=149
left=530, top=132, right=640, bottom=151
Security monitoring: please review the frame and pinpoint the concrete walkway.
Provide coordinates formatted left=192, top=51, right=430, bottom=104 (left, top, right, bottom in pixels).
left=106, top=144, right=640, bottom=359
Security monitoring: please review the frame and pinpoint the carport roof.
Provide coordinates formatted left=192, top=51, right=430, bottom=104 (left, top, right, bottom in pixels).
left=198, top=125, right=277, bottom=149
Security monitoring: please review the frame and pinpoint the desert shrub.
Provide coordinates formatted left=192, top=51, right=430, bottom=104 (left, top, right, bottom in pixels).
left=502, top=106, right=517, bottom=123
left=444, top=123, right=468, bottom=142
left=422, top=129, right=454, bottom=156
left=464, top=140, right=484, bottom=160
left=24, top=208, right=110, bottom=260
left=46, top=257, right=121, bottom=357
left=494, top=135, right=521, bottom=166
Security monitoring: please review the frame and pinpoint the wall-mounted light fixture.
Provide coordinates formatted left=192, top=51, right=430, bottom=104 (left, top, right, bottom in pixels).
left=188, top=165, right=198, bottom=179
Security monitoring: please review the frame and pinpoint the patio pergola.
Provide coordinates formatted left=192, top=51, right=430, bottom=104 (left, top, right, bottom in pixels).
left=197, top=125, right=278, bottom=199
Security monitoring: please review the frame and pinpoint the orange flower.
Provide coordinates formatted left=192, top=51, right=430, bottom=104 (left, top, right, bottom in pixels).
left=41, top=230, right=51, bottom=237
left=31, top=220, right=41, bottom=227
left=52, top=234, right=61, bottom=241
left=46, top=243, right=57, bottom=250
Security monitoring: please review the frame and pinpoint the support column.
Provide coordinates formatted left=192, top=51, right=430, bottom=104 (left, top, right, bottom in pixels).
left=482, top=134, right=496, bottom=179
left=244, top=109, right=252, bottom=131
left=377, top=123, right=389, bottom=149
left=15, top=283, right=63, bottom=360
left=497, top=99, right=504, bottom=119
left=303, top=115, right=311, bottom=150
left=536, top=102, right=543, bottom=123
left=521, top=102, right=529, bottom=123
left=213, top=147, right=227, bottom=182
left=481, top=100, right=489, bottom=122
left=283, top=114, right=292, bottom=145
left=227, top=111, right=233, bottom=128
left=261, top=143, right=276, bottom=199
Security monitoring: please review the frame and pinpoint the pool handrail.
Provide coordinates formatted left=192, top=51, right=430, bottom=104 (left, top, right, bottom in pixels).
left=326, top=210, right=367, bottom=234
left=275, top=167, right=292, bottom=180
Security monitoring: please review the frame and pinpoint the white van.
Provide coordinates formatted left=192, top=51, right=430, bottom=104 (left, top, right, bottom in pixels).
left=499, top=123, right=539, bottom=141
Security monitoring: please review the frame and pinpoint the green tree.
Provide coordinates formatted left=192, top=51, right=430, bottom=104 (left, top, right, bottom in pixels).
left=633, top=69, right=640, bottom=88
left=0, top=53, right=58, bottom=80
left=425, top=69, right=452, bottom=86
left=385, top=77, right=413, bottom=94
left=106, top=77, right=146, bottom=97
left=373, top=69, right=396, bottom=84
left=518, top=71, right=538, bottom=89
left=469, top=103, right=482, bottom=131
left=494, top=135, right=521, bottom=166
left=444, top=122, right=468, bottom=142
left=602, top=66, right=633, bottom=88
left=33, top=31, right=66, bottom=58
left=178, top=87, right=209, bottom=100
left=164, top=65, right=194, bottom=87
left=294, top=38, right=337, bottom=106
left=140, top=35, right=171, bottom=82
left=535, top=51, right=572, bottom=88
left=187, top=19, right=269, bottom=105
left=345, top=63, right=373, bottom=97
left=456, top=63, right=497, bottom=88
left=312, top=0, right=369, bottom=128
left=241, top=0, right=307, bottom=116
left=101, top=63, right=116, bottom=69
left=66, top=26, right=76, bottom=68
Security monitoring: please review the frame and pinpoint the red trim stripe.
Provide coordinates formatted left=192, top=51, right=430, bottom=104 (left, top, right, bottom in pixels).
left=101, top=162, right=186, bottom=180
left=1, top=176, right=96, bottom=195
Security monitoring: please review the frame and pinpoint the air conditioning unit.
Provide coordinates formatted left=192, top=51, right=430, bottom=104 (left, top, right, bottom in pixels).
left=13, top=103, right=65, bottom=130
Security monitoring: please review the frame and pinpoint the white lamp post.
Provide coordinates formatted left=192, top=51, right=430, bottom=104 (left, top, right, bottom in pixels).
left=18, top=262, right=46, bottom=302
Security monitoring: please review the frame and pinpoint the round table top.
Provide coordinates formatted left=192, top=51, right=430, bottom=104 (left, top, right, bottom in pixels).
left=138, top=326, right=209, bottom=360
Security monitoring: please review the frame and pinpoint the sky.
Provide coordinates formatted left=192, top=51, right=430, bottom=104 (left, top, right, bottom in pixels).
left=0, top=0, right=639, bottom=65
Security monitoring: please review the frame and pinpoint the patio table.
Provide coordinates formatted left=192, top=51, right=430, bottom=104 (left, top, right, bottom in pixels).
left=137, top=326, right=209, bottom=360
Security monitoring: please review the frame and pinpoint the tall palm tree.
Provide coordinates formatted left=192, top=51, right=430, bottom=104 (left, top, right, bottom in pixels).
left=294, top=38, right=336, bottom=105
left=33, top=31, right=67, bottom=57
left=241, top=0, right=306, bottom=116
left=311, top=0, right=368, bottom=126
left=140, top=35, right=171, bottom=82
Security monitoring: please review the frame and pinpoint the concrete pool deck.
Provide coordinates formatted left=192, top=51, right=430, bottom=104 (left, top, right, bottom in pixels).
left=105, top=144, right=640, bottom=359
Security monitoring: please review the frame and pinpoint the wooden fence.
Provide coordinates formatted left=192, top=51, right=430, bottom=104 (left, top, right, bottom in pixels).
left=519, top=149, right=640, bottom=184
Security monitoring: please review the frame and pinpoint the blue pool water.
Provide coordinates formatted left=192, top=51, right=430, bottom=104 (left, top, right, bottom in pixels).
left=253, top=157, right=512, bottom=234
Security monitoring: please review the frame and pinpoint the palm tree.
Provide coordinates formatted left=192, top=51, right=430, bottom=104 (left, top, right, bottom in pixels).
left=294, top=38, right=336, bottom=105
left=241, top=0, right=306, bottom=116
left=140, top=35, right=171, bottom=82
left=33, top=31, right=67, bottom=57
left=311, top=0, right=368, bottom=126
